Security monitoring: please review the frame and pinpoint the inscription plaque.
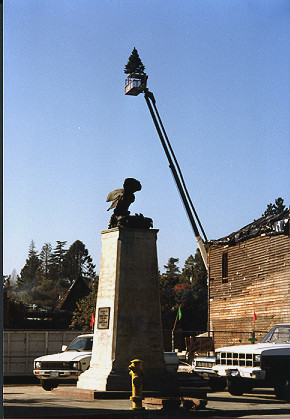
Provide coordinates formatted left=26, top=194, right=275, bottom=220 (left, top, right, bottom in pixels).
left=97, top=307, right=110, bottom=329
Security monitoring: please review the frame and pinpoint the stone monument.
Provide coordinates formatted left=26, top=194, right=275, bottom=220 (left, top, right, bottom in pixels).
left=77, top=179, right=176, bottom=392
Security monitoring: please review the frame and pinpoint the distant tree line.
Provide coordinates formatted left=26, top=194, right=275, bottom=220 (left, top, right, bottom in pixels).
left=4, top=240, right=96, bottom=308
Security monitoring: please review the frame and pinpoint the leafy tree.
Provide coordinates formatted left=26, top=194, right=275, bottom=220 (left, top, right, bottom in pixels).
left=263, top=197, right=286, bottom=216
left=174, top=283, right=206, bottom=331
left=63, top=240, right=96, bottom=286
left=159, top=277, right=176, bottom=329
left=3, top=275, right=10, bottom=288
left=31, top=278, right=60, bottom=307
left=69, top=279, right=98, bottom=330
left=159, top=252, right=208, bottom=331
left=173, top=252, right=207, bottom=331
left=159, top=258, right=181, bottom=329
left=124, top=47, right=145, bottom=74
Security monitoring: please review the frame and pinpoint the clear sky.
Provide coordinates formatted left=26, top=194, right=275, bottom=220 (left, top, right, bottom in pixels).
left=4, top=0, right=289, bottom=277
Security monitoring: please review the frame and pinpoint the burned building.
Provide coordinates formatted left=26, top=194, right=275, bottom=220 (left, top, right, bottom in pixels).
left=208, top=210, right=290, bottom=348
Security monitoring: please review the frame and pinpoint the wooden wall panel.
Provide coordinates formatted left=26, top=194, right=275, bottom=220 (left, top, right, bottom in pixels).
left=209, top=235, right=290, bottom=348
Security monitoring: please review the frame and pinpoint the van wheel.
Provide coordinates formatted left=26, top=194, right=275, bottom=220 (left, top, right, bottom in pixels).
left=274, top=379, right=290, bottom=401
left=41, top=379, right=59, bottom=391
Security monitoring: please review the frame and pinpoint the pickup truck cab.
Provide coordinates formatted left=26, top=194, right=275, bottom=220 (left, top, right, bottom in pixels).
left=193, top=324, right=290, bottom=400
left=34, top=333, right=179, bottom=390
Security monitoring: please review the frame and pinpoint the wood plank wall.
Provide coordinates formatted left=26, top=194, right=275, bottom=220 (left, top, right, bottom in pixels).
left=208, top=235, right=290, bottom=348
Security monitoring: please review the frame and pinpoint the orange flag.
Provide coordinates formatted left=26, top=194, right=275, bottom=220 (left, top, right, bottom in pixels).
left=253, top=312, right=257, bottom=322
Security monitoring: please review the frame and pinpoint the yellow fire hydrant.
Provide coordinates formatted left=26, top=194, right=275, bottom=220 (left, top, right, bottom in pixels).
left=128, top=359, right=145, bottom=410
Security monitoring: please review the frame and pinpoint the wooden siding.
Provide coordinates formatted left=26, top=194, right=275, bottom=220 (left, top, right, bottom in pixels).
left=209, top=235, right=290, bottom=348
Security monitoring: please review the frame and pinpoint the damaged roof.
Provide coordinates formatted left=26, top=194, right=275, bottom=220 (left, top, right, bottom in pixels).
left=210, top=209, right=289, bottom=246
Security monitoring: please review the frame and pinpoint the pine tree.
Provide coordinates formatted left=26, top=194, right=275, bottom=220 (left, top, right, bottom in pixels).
left=40, top=243, right=53, bottom=280
left=51, top=241, right=67, bottom=282
left=18, top=240, right=42, bottom=302
left=19, top=241, right=41, bottom=287
left=35, top=242, right=66, bottom=307
left=163, top=257, right=180, bottom=287
left=14, top=239, right=96, bottom=308
left=181, top=255, right=195, bottom=283
left=124, top=47, right=145, bottom=74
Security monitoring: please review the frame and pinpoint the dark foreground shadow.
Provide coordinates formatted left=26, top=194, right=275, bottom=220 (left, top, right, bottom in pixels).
left=4, top=405, right=290, bottom=419
left=207, top=394, right=286, bottom=405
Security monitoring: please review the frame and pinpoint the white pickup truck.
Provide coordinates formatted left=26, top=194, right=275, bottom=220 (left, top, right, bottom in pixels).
left=193, top=324, right=290, bottom=401
left=34, top=333, right=179, bottom=390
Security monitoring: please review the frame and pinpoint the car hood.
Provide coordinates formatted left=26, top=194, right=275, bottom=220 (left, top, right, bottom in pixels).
left=34, top=351, right=92, bottom=362
left=215, top=342, right=290, bottom=355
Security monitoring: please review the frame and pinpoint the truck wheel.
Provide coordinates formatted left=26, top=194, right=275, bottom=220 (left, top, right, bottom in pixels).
left=227, top=379, right=244, bottom=396
left=209, top=377, right=227, bottom=392
left=41, top=379, right=59, bottom=391
left=274, top=379, right=290, bottom=402
left=227, top=379, right=253, bottom=396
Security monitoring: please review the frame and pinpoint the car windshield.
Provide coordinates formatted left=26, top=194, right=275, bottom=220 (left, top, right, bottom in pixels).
left=66, top=336, right=93, bottom=351
left=262, top=326, right=290, bottom=343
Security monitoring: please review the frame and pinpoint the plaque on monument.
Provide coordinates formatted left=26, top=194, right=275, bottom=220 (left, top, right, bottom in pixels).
left=97, top=307, right=110, bottom=329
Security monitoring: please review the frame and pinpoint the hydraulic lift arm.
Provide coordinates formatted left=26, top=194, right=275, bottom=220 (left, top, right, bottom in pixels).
left=144, top=89, right=209, bottom=271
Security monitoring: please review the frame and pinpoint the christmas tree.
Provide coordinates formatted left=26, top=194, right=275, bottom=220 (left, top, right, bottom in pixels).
left=124, top=48, right=145, bottom=74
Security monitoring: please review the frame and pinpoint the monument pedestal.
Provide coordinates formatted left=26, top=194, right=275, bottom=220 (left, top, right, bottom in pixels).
left=77, top=227, right=176, bottom=393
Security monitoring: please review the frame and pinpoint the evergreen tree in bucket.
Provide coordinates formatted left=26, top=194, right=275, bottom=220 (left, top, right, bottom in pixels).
left=124, top=47, right=145, bottom=74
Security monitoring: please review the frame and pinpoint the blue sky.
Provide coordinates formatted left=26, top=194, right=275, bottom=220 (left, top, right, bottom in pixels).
left=4, top=0, right=289, bottom=277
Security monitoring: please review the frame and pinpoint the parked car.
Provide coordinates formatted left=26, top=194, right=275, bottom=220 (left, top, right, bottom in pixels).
left=34, top=333, right=179, bottom=390
left=34, top=333, right=93, bottom=390
left=193, top=324, right=290, bottom=400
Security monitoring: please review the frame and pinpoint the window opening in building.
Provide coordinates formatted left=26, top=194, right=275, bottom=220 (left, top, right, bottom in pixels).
left=222, top=252, right=228, bottom=283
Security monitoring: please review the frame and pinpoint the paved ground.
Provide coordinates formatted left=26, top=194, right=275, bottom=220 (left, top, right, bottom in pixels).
left=3, top=384, right=290, bottom=419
